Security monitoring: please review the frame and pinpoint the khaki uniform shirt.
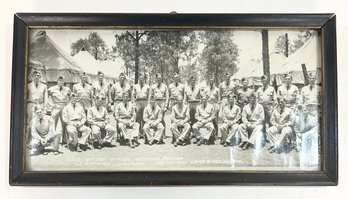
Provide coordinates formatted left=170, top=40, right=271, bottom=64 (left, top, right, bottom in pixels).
left=171, top=104, right=190, bottom=123
left=242, top=103, right=264, bottom=125
left=62, top=103, right=86, bottom=125
left=73, top=83, right=93, bottom=109
left=277, top=84, right=299, bottom=108
left=222, top=103, right=242, bottom=124
left=48, top=85, right=71, bottom=109
left=195, top=103, right=215, bottom=122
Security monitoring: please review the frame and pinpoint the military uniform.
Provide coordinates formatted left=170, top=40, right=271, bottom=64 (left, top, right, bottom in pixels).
left=266, top=106, right=295, bottom=149
left=277, top=84, right=299, bottom=109
left=143, top=104, right=164, bottom=143
left=240, top=102, right=265, bottom=147
left=114, top=102, right=139, bottom=141
left=62, top=103, right=91, bottom=147
left=87, top=106, right=116, bottom=145
left=133, top=83, right=150, bottom=135
left=30, top=114, right=61, bottom=152
left=27, top=81, right=47, bottom=121
left=170, top=104, right=190, bottom=142
left=299, top=84, right=321, bottom=113
left=219, top=80, right=237, bottom=111
left=237, top=87, right=254, bottom=108
left=192, top=103, right=215, bottom=141
left=48, top=85, right=70, bottom=131
left=184, top=84, right=201, bottom=125
left=219, top=103, right=241, bottom=145
left=73, top=83, right=93, bottom=110
left=92, top=80, right=109, bottom=108
left=110, top=82, right=132, bottom=108
left=168, top=82, right=185, bottom=108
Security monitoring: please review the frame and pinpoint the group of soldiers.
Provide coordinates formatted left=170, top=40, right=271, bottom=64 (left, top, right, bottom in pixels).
left=27, top=69, right=320, bottom=157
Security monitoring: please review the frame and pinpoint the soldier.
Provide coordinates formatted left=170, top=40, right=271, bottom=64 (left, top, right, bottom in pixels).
left=87, top=95, right=116, bottom=149
left=298, top=72, right=321, bottom=114
left=110, top=72, right=132, bottom=109
left=143, top=95, right=165, bottom=145
left=256, top=75, right=277, bottom=127
left=72, top=72, right=93, bottom=110
left=237, top=77, right=254, bottom=108
left=168, top=73, right=185, bottom=109
left=150, top=73, right=169, bottom=113
left=29, top=106, right=63, bottom=156
left=27, top=70, right=48, bottom=144
left=192, top=96, right=216, bottom=146
left=114, top=93, right=140, bottom=148
left=133, top=75, right=150, bottom=137
left=170, top=96, right=190, bottom=147
left=204, top=75, right=220, bottom=138
left=277, top=73, right=299, bottom=109
left=266, top=97, right=295, bottom=153
left=62, top=93, right=91, bottom=152
left=47, top=75, right=71, bottom=132
left=184, top=75, right=201, bottom=126
left=239, top=93, right=265, bottom=150
left=92, top=71, right=109, bottom=108
left=219, top=72, right=237, bottom=112
left=219, top=94, right=242, bottom=147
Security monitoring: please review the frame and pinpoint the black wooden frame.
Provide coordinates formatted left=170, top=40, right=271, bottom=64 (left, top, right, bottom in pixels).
left=10, top=13, right=338, bottom=186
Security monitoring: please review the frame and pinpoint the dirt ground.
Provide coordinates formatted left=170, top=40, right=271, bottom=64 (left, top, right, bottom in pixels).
left=26, top=113, right=320, bottom=172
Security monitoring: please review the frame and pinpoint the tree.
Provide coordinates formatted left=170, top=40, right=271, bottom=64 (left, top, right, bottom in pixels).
left=262, top=30, right=270, bottom=77
left=275, top=30, right=314, bottom=56
left=199, top=30, right=239, bottom=85
left=70, top=32, right=107, bottom=60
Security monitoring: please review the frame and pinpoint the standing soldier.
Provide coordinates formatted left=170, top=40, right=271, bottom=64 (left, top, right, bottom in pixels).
left=256, top=75, right=277, bottom=128
left=73, top=72, right=93, bottom=110
left=47, top=75, right=71, bottom=133
left=27, top=70, right=48, bottom=143
left=62, top=93, right=91, bottom=152
left=170, top=96, right=190, bottom=147
left=219, top=94, right=242, bottom=147
left=237, top=77, right=254, bottom=108
left=277, top=73, right=299, bottom=109
left=239, top=93, right=265, bottom=150
left=110, top=72, right=132, bottom=110
left=92, top=71, right=109, bottom=109
left=219, top=72, right=237, bottom=113
left=143, top=95, right=165, bottom=145
left=133, top=75, right=150, bottom=137
left=29, top=106, right=63, bottom=156
left=184, top=75, right=201, bottom=127
left=298, top=72, right=320, bottom=114
left=266, top=97, right=295, bottom=153
left=168, top=73, right=185, bottom=109
left=87, top=95, right=116, bottom=149
left=114, top=93, right=140, bottom=148
left=192, top=96, right=216, bottom=146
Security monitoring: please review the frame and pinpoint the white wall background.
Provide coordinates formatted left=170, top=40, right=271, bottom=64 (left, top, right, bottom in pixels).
left=1, top=0, right=347, bottom=198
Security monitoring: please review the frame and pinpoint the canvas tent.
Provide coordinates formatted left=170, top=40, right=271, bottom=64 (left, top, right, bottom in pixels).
left=29, top=30, right=82, bottom=87
left=271, top=36, right=321, bottom=85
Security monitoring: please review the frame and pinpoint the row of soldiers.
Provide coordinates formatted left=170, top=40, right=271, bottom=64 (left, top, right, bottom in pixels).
left=27, top=69, right=320, bottom=156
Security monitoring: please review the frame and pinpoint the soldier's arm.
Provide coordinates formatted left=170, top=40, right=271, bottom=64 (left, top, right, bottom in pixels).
left=183, top=106, right=190, bottom=123
left=131, top=105, right=136, bottom=122
left=195, top=107, right=202, bottom=122
left=241, top=107, right=249, bottom=124
left=165, top=86, right=169, bottom=108
left=80, top=107, right=87, bottom=124
left=233, top=107, right=242, bottom=124
left=61, top=107, right=70, bottom=125
left=30, top=120, right=42, bottom=140
left=86, top=108, right=95, bottom=125
left=143, top=107, right=149, bottom=123
left=206, top=106, right=215, bottom=122
left=257, top=106, right=265, bottom=125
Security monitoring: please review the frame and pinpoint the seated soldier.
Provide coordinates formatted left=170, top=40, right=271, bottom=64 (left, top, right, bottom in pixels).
left=219, top=94, right=242, bottom=147
left=170, top=96, right=190, bottom=147
left=87, top=95, right=116, bottom=149
left=192, top=95, right=215, bottom=146
left=266, top=97, right=295, bottom=153
left=239, top=92, right=265, bottom=150
left=62, top=93, right=92, bottom=152
left=29, top=106, right=63, bottom=156
left=143, top=95, right=165, bottom=145
left=114, top=93, right=140, bottom=148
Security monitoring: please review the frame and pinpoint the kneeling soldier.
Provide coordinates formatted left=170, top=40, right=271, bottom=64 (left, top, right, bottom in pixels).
left=170, top=96, right=190, bottom=147
left=192, top=95, right=215, bottom=146
left=219, top=94, right=242, bottom=147
left=87, top=95, right=116, bottom=149
left=143, top=95, right=165, bottom=145
left=266, top=97, right=295, bottom=153
left=114, top=93, right=140, bottom=148
left=29, top=106, right=62, bottom=156
left=62, top=93, right=91, bottom=152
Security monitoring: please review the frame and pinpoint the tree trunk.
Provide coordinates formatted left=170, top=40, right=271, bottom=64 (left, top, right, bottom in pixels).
left=134, top=31, right=140, bottom=84
left=285, top=33, right=289, bottom=57
left=262, top=30, right=270, bottom=77
left=215, top=64, right=219, bottom=86
left=94, top=46, right=98, bottom=60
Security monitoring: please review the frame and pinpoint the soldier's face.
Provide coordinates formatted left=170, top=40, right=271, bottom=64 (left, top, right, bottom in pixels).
left=98, top=74, right=104, bottom=81
left=81, top=76, right=88, bottom=83
left=285, top=77, right=292, bottom=85
left=96, top=99, right=102, bottom=106
left=249, top=96, right=256, bottom=104
left=229, top=96, right=235, bottom=104
left=71, top=96, right=77, bottom=104
left=35, top=109, right=43, bottom=118
left=174, top=76, right=179, bottom=83
left=261, top=78, right=268, bottom=86
left=32, top=73, right=41, bottom=82
left=202, top=98, right=207, bottom=105
left=190, top=79, right=195, bottom=85
left=139, top=77, right=144, bottom=84
left=309, top=76, right=316, bottom=85
left=123, top=95, right=129, bottom=103
left=157, top=76, right=162, bottom=84
left=279, top=99, right=285, bottom=109
left=120, top=75, right=125, bottom=82
left=57, top=79, right=64, bottom=87
left=242, top=81, right=248, bottom=88
left=226, top=74, right=231, bottom=81
left=150, top=98, right=156, bottom=106
left=209, top=78, right=214, bottom=85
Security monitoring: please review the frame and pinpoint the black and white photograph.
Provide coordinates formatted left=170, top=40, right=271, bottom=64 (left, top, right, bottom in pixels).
left=25, top=28, right=322, bottom=171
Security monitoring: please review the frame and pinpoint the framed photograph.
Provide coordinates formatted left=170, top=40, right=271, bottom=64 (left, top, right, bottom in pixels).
left=10, top=13, right=337, bottom=185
